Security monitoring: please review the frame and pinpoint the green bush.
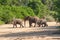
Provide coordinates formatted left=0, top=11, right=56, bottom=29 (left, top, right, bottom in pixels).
left=0, top=20, right=5, bottom=25
left=0, top=0, right=60, bottom=24
left=46, top=16, right=55, bottom=22
left=0, top=5, right=35, bottom=24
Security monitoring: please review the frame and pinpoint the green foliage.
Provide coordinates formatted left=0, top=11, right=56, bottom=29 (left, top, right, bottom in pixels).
left=0, top=0, right=60, bottom=24
left=52, top=0, right=60, bottom=22
left=28, top=1, right=41, bottom=15
left=0, top=20, right=5, bottom=25
left=0, top=5, right=35, bottom=23
left=46, top=15, right=55, bottom=22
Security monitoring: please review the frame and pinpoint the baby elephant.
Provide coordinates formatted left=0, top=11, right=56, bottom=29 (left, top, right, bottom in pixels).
left=37, top=19, right=48, bottom=27
left=12, top=19, right=24, bottom=28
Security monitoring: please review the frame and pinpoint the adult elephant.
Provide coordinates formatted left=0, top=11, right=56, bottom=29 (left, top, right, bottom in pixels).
left=24, top=16, right=40, bottom=27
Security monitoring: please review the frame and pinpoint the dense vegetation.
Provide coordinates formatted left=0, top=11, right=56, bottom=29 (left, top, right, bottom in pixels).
left=0, top=0, right=60, bottom=24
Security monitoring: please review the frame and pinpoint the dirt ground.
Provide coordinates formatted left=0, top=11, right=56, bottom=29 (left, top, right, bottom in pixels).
left=0, top=22, right=60, bottom=40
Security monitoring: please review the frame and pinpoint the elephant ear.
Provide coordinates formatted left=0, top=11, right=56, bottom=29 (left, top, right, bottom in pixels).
left=26, top=16, right=31, bottom=20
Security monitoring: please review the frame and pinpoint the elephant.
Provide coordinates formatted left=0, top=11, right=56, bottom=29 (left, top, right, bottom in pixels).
left=24, top=16, right=40, bottom=27
left=12, top=19, right=24, bottom=28
left=37, top=18, right=48, bottom=27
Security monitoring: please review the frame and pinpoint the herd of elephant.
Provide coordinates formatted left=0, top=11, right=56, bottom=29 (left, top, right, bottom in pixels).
left=12, top=16, right=48, bottom=28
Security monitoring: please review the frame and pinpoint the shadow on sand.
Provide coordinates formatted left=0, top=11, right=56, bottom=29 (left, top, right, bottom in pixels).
left=6, top=26, right=58, bottom=29
left=0, top=30, right=60, bottom=37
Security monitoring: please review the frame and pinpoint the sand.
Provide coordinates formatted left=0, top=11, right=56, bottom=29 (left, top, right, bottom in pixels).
left=0, top=22, right=60, bottom=40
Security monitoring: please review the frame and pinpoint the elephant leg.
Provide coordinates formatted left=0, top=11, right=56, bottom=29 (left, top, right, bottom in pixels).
left=44, top=23, right=46, bottom=27
left=24, top=21, right=26, bottom=27
left=45, top=23, right=48, bottom=27
left=42, top=23, right=47, bottom=27
left=41, top=22, right=46, bottom=27
left=43, top=22, right=48, bottom=27
left=34, top=24, right=35, bottom=27
left=16, top=24, right=17, bottom=28
left=13, top=24, right=15, bottom=28
left=37, top=23, right=41, bottom=27
left=20, top=23, right=24, bottom=28
left=13, top=24, right=17, bottom=28
left=29, top=21, right=32, bottom=27
left=38, top=23, right=42, bottom=27
left=19, top=24, right=21, bottom=28
left=46, top=24, right=48, bottom=26
left=34, top=22, right=37, bottom=27
left=22, top=25, right=24, bottom=28
left=41, top=23, right=44, bottom=27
